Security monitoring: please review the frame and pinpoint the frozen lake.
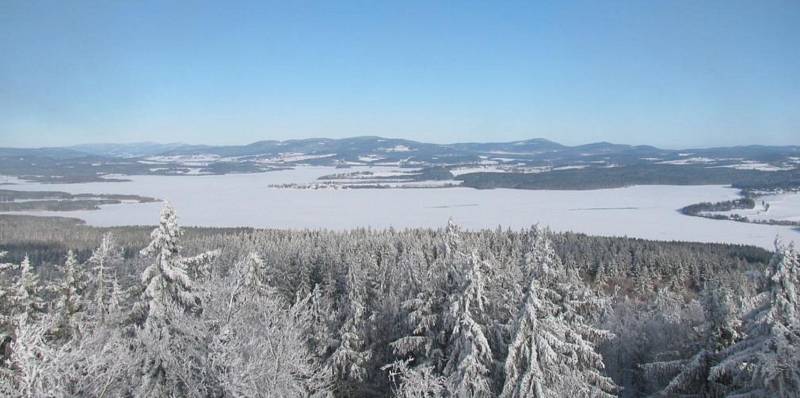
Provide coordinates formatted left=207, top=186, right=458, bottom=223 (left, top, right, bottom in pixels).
left=3, top=167, right=799, bottom=250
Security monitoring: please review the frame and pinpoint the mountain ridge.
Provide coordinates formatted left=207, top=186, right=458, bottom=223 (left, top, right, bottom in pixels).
left=4, top=136, right=798, bottom=160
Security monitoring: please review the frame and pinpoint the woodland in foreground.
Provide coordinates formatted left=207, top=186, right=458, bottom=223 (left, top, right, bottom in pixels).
left=0, top=206, right=798, bottom=397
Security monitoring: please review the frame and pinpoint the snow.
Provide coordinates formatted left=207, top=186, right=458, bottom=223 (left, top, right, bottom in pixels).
left=712, top=161, right=794, bottom=171
left=260, top=153, right=337, bottom=163
left=365, top=169, right=422, bottom=178
left=183, top=168, right=209, bottom=175
left=552, top=165, right=589, bottom=171
left=358, top=155, right=384, bottom=163
left=657, top=157, right=715, bottom=165
left=487, top=151, right=530, bottom=156
left=450, top=166, right=509, bottom=176
left=382, top=145, right=413, bottom=152
left=0, top=175, right=26, bottom=185
left=450, top=165, right=554, bottom=176
left=146, top=154, right=221, bottom=165
left=4, top=167, right=800, bottom=249
left=491, top=157, right=521, bottom=163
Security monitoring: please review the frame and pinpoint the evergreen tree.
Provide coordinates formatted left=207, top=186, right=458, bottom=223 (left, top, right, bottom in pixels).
left=308, top=283, right=336, bottom=360
left=0, top=314, right=65, bottom=398
left=641, top=282, right=739, bottom=396
left=10, top=256, right=44, bottom=321
left=87, top=233, right=123, bottom=323
left=384, top=359, right=447, bottom=398
left=53, top=250, right=88, bottom=340
left=242, top=251, right=271, bottom=294
left=329, top=261, right=372, bottom=395
left=709, top=243, right=800, bottom=397
left=442, top=222, right=494, bottom=397
left=391, top=236, right=449, bottom=372
left=0, top=252, right=17, bottom=362
left=501, top=227, right=616, bottom=398
left=134, top=203, right=216, bottom=397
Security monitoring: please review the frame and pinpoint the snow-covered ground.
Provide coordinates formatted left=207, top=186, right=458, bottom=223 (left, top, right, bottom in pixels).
left=144, top=154, right=221, bottom=166
left=0, top=175, right=28, bottom=185
left=552, top=165, right=589, bottom=171
left=709, top=192, right=800, bottom=223
left=657, top=157, right=716, bottom=165
left=450, top=165, right=551, bottom=176
left=450, top=166, right=510, bottom=176
left=712, top=161, right=794, bottom=171
left=381, top=145, right=413, bottom=152
left=4, top=167, right=799, bottom=249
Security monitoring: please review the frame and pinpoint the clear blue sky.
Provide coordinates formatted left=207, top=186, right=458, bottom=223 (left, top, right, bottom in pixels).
left=1, top=1, right=798, bottom=148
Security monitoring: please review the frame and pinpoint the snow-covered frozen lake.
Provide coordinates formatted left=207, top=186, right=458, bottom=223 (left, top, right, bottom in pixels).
left=3, top=167, right=799, bottom=250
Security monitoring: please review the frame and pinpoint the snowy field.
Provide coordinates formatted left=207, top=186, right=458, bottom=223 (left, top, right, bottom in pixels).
left=3, top=167, right=799, bottom=249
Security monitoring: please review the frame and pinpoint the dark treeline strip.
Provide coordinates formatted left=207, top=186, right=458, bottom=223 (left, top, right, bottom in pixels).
left=0, top=189, right=158, bottom=212
left=680, top=198, right=756, bottom=215
left=457, top=165, right=800, bottom=191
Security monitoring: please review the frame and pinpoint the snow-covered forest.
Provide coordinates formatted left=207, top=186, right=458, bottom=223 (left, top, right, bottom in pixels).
left=1, top=204, right=799, bottom=397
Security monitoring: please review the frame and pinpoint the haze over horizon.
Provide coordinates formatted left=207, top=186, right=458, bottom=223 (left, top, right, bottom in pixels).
left=2, top=1, right=798, bottom=148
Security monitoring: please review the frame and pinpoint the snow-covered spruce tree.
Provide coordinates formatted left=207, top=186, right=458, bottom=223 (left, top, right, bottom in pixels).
left=105, top=276, right=127, bottom=326
left=53, top=250, right=88, bottom=340
left=641, top=282, right=739, bottom=397
left=55, top=269, right=136, bottom=397
left=0, top=252, right=17, bottom=363
left=242, top=250, right=272, bottom=294
left=5, top=256, right=45, bottom=324
left=391, top=240, right=449, bottom=372
left=392, top=219, right=469, bottom=371
left=384, top=359, right=447, bottom=398
left=0, top=252, right=9, bottom=272
left=329, top=260, right=372, bottom=395
left=203, top=253, right=332, bottom=397
left=308, top=283, right=337, bottom=360
left=392, top=287, right=445, bottom=369
left=134, top=203, right=217, bottom=397
left=500, top=227, right=616, bottom=398
left=442, top=221, right=494, bottom=398
left=0, top=313, right=66, bottom=398
left=87, top=232, right=123, bottom=323
left=56, top=238, right=133, bottom=397
left=708, top=243, right=800, bottom=397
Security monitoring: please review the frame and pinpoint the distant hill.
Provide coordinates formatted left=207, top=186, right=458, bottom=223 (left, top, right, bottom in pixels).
left=4, top=137, right=798, bottom=165
left=1, top=137, right=798, bottom=186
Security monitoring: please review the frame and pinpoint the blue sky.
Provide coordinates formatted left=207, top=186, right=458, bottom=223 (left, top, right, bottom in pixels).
left=1, top=1, right=798, bottom=148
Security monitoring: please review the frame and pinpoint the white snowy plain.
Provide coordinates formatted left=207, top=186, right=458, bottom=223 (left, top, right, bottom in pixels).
left=4, top=167, right=799, bottom=250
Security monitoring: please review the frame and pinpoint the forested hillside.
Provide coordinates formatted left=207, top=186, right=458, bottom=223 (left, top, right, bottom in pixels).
left=0, top=207, right=798, bottom=397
